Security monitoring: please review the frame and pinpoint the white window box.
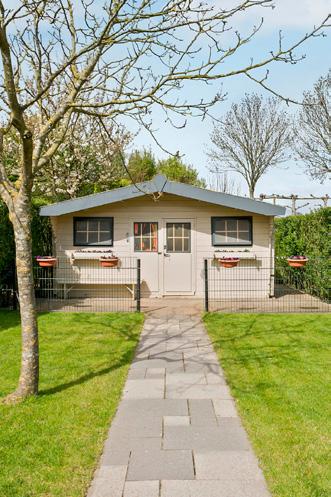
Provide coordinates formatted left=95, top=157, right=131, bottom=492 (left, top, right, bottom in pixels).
left=71, top=250, right=114, bottom=261
left=214, top=251, right=257, bottom=260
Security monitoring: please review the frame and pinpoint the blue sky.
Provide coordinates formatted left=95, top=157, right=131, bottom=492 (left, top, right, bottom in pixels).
left=131, top=0, right=330, bottom=210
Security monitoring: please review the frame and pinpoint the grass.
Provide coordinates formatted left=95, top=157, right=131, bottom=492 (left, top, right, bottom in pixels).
left=204, top=313, right=331, bottom=497
left=0, top=310, right=144, bottom=497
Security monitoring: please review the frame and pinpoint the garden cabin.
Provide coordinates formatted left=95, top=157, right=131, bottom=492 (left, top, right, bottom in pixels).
left=40, top=175, right=285, bottom=300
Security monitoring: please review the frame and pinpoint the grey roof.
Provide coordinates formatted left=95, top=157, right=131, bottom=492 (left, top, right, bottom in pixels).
left=40, top=174, right=285, bottom=217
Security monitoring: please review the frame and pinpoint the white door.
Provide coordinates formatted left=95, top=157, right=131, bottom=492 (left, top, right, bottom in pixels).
left=163, top=220, right=195, bottom=295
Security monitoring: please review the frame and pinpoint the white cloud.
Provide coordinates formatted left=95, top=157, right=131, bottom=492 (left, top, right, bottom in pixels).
left=258, top=0, right=330, bottom=29
left=212, top=0, right=330, bottom=30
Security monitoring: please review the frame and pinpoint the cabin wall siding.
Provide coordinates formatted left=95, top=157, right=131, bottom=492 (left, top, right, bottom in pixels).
left=51, top=194, right=273, bottom=298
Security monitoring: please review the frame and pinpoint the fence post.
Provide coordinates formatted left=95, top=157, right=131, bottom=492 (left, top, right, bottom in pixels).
left=136, top=258, right=141, bottom=312
left=204, top=258, right=209, bottom=312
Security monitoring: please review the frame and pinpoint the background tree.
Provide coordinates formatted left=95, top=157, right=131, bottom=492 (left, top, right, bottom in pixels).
left=208, top=171, right=241, bottom=195
left=207, top=94, right=292, bottom=198
left=127, top=149, right=157, bottom=184
left=4, top=114, right=131, bottom=201
left=0, top=1, right=328, bottom=403
left=294, top=71, right=331, bottom=182
left=158, top=155, right=206, bottom=187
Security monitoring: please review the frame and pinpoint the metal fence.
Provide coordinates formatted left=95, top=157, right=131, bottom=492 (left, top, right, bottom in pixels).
left=204, top=256, right=330, bottom=313
left=0, top=263, right=17, bottom=310
left=1, top=257, right=141, bottom=313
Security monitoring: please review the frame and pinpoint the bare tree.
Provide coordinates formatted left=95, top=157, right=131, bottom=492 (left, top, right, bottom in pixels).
left=208, top=171, right=241, bottom=195
left=0, top=1, right=329, bottom=403
left=207, top=94, right=292, bottom=198
left=295, top=71, right=331, bottom=181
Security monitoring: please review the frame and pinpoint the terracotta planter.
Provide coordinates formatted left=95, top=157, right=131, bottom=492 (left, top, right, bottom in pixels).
left=36, top=257, right=57, bottom=267
left=99, top=257, right=119, bottom=268
left=218, top=257, right=240, bottom=268
left=287, top=257, right=308, bottom=268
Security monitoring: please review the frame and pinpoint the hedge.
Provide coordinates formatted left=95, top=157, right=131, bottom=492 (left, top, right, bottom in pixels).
left=275, top=208, right=330, bottom=301
left=0, top=199, right=52, bottom=286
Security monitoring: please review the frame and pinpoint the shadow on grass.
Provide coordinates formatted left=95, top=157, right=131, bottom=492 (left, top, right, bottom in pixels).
left=39, top=348, right=135, bottom=397
left=0, top=310, right=21, bottom=332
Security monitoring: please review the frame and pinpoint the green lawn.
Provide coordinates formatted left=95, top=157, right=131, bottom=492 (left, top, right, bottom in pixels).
left=0, top=311, right=143, bottom=497
left=204, top=313, right=331, bottom=497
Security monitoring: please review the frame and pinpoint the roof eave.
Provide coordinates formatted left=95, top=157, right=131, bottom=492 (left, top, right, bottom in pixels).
left=40, top=174, right=286, bottom=217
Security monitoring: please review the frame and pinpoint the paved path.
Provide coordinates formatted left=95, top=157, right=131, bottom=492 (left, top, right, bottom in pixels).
left=87, top=314, right=271, bottom=497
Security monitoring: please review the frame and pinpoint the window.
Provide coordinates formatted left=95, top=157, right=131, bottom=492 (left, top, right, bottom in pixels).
left=134, top=222, right=158, bottom=252
left=73, top=217, right=113, bottom=246
left=166, top=222, right=191, bottom=252
left=211, top=217, right=252, bottom=246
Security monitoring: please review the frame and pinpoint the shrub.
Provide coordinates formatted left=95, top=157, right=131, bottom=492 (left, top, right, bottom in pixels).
left=0, top=199, right=52, bottom=286
left=275, top=208, right=330, bottom=301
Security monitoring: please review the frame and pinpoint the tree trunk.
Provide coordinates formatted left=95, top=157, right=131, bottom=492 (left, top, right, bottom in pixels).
left=248, top=184, right=255, bottom=199
left=4, top=195, right=39, bottom=403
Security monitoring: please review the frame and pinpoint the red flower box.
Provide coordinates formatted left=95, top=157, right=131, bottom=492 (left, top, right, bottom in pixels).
left=218, top=257, right=240, bottom=268
left=99, top=257, right=119, bottom=268
left=287, top=256, right=308, bottom=268
left=36, top=256, right=57, bottom=268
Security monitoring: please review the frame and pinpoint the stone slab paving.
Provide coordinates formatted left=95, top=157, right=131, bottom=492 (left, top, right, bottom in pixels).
left=87, top=314, right=271, bottom=497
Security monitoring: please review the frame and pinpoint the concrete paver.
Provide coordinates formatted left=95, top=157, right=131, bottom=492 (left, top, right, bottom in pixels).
left=160, top=479, right=271, bottom=497
left=123, top=481, right=159, bottom=497
left=127, top=448, right=195, bottom=481
left=87, top=309, right=271, bottom=497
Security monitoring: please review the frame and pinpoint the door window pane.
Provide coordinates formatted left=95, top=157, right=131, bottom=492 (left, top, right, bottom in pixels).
left=134, top=222, right=158, bottom=252
left=166, top=223, right=191, bottom=253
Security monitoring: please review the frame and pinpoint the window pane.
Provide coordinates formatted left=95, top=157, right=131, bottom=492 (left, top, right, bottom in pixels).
left=174, top=224, right=182, bottom=237
left=183, top=223, right=190, bottom=237
left=227, top=231, right=238, bottom=243
left=134, top=238, right=141, bottom=251
left=99, top=231, right=112, bottom=243
left=151, top=223, right=157, bottom=234
left=134, top=222, right=141, bottom=236
left=152, top=236, right=158, bottom=251
left=142, top=237, right=151, bottom=251
left=100, top=220, right=111, bottom=231
left=227, top=219, right=237, bottom=231
left=214, top=219, right=225, bottom=232
left=238, top=219, right=249, bottom=231
left=183, top=238, right=190, bottom=252
left=88, top=231, right=98, bottom=244
left=238, top=231, right=250, bottom=242
left=75, top=220, right=87, bottom=231
left=212, top=217, right=252, bottom=246
left=167, top=224, right=173, bottom=238
left=213, top=233, right=226, bottom=244
left=174, top=238, right=182, bottom=252
left=88, top=220, right=98, bottom=231
left=74, top=217, right=113, bottom=246
left=75, top=231, right=87, bottom=244
left=142, top=222, right=150, bottom=235
left=167, top=238, right=173, bottom=252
